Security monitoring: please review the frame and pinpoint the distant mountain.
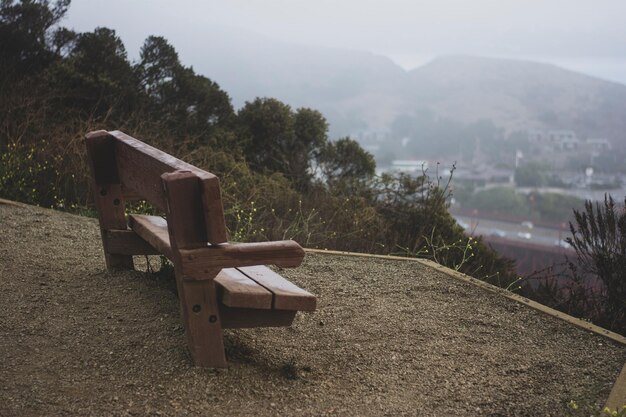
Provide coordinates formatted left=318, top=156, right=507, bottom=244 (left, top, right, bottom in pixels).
left=402, top=56, right=626, bottom=141
left=192, top=29, right=626, bottom=145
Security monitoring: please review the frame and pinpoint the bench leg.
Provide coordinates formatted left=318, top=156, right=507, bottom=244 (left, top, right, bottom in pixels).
left=177, top=278, right=227, bottom=368
left=104, top=253, right=134, bottom=271
left=85, top=132, right=134, bottom=272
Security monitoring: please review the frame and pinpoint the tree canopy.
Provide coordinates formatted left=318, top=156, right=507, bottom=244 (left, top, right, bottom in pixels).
left=237, top=98, right=328, bottom=189
left=317, top=137, right=376, bottom=186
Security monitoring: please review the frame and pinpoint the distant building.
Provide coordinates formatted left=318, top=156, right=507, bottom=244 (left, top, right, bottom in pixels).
left=390, top=160, right=428, bottom=174
left=351, top=128, right=392, bottom=144
left=525, top=129, right=615, bottom=171
left=352, top=128, right=392, bottom=157
left=454, top=165, right=514, bottom=187
left=528, top=129, right=580, bottom=151
left=586, top=138, right=611, bottom=152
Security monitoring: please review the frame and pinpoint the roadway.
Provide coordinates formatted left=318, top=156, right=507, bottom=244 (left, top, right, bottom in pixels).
left=453, top=215, right=572, bottom=249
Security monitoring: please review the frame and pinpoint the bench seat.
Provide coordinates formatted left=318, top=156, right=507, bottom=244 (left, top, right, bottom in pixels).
left=129, top=215, right=316, bottom=312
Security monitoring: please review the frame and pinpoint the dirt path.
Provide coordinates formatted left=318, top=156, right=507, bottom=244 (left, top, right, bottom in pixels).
left=1, top=202, right=625, bottom=416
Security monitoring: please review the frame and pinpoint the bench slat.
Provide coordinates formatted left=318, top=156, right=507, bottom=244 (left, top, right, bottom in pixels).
left=111, top=131, right=227, bottom=244
left=111, top=131, right=208, bottom=211
left=128, top=215, right=174, bottom=259
left=238, top=266, right=317, bottom=311
left=179, top=241, right=304, bottom=274
left=215, top=268, right=273, bottom=310
left=129, top=214, right=314, bottom=311
left=129, top=215, right=309, bottom=311
left=129, top=215, right=304, bottom=270
left=105, top=229, right=160, bottom=255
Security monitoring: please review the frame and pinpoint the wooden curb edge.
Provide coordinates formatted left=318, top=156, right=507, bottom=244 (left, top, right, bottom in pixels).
left=0, top=198, right=30, bottom=208
left=305, top=248, right=626, bottom=409
left=605, top=362, right=626, bottom=411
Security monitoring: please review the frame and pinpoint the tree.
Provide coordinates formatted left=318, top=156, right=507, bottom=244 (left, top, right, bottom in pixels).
left=566, top=195, right=626, bottom=331
left=50, top=26, right=77, bottom=57
left=51, top=27, right=137, bottom=118
left=317, top=137, right=375, bottom=186
left=0, top=0, right=73, bottom=150
left=158, top=67, right=234, bottom=139
left=467, top=187, right=529, bottom=217
left=374, top=171, right=516, bottom=283
left=238, top=98, right=327, bottom=189
left=292, top=107, right=328, bottom=185
left=134, top=36, right=234, bottom=141
left=136, top=35, right=181, bottom=99
left=515, top=162, right=548, bottom=187
left=0, top=0, right=70, bottom=75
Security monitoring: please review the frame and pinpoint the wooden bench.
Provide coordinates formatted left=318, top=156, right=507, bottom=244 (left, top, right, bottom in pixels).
left=85, top=130, right=316, bottom=368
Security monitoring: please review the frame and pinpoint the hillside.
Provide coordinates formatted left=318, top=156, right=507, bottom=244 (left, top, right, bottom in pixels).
left=403, top=56, right=626, bottom=140
left=194, top=30, right=626, bottom=143
left=2, top=200, right=626, bottom=415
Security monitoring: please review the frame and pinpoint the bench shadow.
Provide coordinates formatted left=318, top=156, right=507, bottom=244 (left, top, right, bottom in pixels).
left=131, top=263, right=307, bottom=379
left=224, top=333, right=310, bottom=381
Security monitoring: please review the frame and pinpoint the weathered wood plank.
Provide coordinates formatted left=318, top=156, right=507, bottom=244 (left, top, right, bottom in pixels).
left=160, top=171, right=208, bottom=249
left=239, top=265, right=317, bottom=311
left=110, top=131, right=227, bottom=244
left=129, top=214, right=313, bottom=312
left=105, top=229, right=160, bottom=255
left=178, top=279, right=227, bottom=367
left=128, top=215, right=173, bottom=260
left=111, top=131, right=203, bottom=210
left=130, top=215, right=281, bottom=310
left=197, top=172, right=228, bottom=246
left=85, top=130, right=133, bottom=271
left=180, top=241, right=305, bottom=277
left=86, top=130, right=120, bottom=185
left=219, top=305, right=296, bottom=329
left=162, top=171, right=226, bottom=368
left=215, top=268, right=273, bottom=310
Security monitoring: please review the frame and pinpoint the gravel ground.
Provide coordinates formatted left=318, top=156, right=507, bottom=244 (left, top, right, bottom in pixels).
left=1, top=201, right=625, bottom=416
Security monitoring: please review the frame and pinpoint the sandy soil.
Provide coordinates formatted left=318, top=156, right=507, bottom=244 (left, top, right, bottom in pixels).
left=1, top=201, right=625, bottom=416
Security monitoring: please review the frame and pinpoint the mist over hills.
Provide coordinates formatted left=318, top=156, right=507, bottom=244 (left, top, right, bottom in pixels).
left=403, top=56, right=626, bottom=141
left=188, top=27, right=402, bottom=107
left=193, top=28, right=626, bottom=146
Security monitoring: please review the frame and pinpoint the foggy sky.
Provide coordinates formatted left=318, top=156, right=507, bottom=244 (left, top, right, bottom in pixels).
left=64, top=0, right=626, bottom=84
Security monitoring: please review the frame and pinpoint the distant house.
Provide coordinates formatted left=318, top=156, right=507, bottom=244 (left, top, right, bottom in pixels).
left=390, top=160, right=428, bottom=174
left=351, top=128, right=392, bottom=144
left=586, top=138, right=611, bottom=152
left=454, top=165, right=514, bottom=187
left=352, top=128, right=392, bottom=156
left=528, top=129, right=580, bottom=151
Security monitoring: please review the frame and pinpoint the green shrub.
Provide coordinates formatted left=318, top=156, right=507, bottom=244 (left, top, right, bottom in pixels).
left=567, top=195, right=626, bottom=332
left=0, top=141, right=60, bottom=206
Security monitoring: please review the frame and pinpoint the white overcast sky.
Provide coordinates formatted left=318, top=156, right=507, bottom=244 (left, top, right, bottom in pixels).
left=64, top=0, right=626, bottom=83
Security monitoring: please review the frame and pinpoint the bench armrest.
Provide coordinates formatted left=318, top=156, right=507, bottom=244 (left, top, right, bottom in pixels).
left=179, top=240, right=305, bottom=278
left=219, top=240, right=305, bottom=268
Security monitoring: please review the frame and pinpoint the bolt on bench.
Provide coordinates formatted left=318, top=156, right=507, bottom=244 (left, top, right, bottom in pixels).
left=85, top=130, right=316, bottom=368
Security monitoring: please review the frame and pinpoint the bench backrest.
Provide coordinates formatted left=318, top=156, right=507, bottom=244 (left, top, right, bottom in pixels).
left=85, top=130, right=228, bottom=246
